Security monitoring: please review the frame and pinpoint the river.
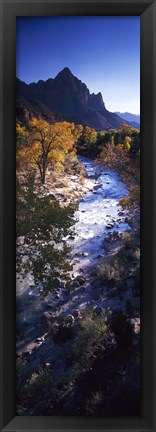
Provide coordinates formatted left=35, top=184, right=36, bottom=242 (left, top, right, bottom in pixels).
left=16, top=156, right=130, bottom=351
left=16, top=156, right=140, bottom=418
left=67, top=156, right=130, bottom=273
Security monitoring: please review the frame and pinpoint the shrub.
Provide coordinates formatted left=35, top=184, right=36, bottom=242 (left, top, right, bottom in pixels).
left=135, top=248, right=140, bottom=260
left=63, top=154, right=86, bottom=176
left=72, top=309, right=112, bottom=375
left=122, top=232, right=132, bottom=246
left=85, top=391, right=104, bottom=415
left=53, top=321, right=73, bottom=344
left=17, top=366, right=57, bottom=415
left=119, top=197, right=127, bottom=208
left=119, top=185, right=140, bottom=210
left=109, top=311, right=134, bottom=350
left=97, top=258, right=125, bottom=285
left=119, top=232, right=140, bottom=268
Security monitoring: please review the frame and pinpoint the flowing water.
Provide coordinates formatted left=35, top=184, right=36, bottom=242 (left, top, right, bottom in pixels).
left=16, top=156, right=130, bottom=347
left=67, top=156, right=130, bottom=271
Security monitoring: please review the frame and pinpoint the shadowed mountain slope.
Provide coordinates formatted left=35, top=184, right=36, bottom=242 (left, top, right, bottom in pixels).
left=16, top=68, right=135, bottom=130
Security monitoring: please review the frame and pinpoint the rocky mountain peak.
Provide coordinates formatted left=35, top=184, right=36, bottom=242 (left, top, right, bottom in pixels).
left=16, top=68, right=133, bottom=130
left=55, top=67, right=73, bottom=80
left=89, top=91, right=105, bottom=111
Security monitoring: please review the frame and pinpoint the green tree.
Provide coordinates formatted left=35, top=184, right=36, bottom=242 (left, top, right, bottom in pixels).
left=16, top=173, right=75, bottom=293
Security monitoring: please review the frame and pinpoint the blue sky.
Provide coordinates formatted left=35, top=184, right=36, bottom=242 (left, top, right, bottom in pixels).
left=16, top=16, right=140, bottom=114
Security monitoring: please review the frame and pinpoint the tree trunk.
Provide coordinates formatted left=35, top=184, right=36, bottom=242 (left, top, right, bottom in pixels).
left=37, top=160, right=47, bottom=185
left=41, top=164, right=46, bottom=184
left=41, top=172, right=45, bottom=184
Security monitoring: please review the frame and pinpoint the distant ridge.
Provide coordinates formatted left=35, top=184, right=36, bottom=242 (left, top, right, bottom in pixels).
left=16, top=68, right=138, bottom=130
left=115, top=111, right=140, bottom=128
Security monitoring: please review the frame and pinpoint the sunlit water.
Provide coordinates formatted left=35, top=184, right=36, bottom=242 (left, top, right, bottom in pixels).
left=67, top=156, right=130, bottom=267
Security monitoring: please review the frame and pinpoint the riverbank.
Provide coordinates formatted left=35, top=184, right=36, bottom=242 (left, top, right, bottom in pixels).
left=16, top=156, right=140, bottom=416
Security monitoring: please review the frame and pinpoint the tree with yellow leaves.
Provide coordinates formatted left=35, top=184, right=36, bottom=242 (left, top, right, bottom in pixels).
left=82, top=126, right=97, bottom=145
left=16, top=121, right=28, bottom=150
left=17, top=118, right=75, bottom=184
left=72, top=123, right=83, bottom=142
left=123, top=136, right=132, bottom=151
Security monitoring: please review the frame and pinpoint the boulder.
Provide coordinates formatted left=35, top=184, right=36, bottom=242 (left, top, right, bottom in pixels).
left=74, top=275, right=86, bottom=286
left=48, top=193, right=55, bottom=200
left=42, top=311, right=54, bottom=328
left=73, top=309, right=81, bottom=319
left=83, top=252, right=89, bottom=257
left=94, top=184, right=102, bottom=190
left=36, top=337, right=42, bottom=342
left=44, top=362, right=52, bottom=370
left=71, top=280, right=80, bottom=289
left=65, top=315, right=75, bottom=325
left=106, top=223, right=115, bottom=229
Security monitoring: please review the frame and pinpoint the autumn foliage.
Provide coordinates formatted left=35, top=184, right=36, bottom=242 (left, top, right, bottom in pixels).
left=16, top=118, right=78, bottom=184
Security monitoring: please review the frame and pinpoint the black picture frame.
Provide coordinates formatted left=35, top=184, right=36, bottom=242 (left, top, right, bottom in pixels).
left=0, top=0, right=156, bottom=431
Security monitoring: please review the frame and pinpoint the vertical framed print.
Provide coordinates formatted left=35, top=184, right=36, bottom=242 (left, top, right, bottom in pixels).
left=0, top=0, right=156, bottom=431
